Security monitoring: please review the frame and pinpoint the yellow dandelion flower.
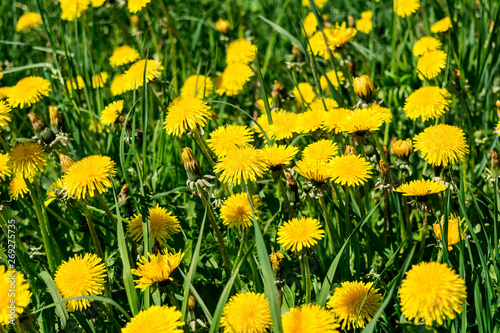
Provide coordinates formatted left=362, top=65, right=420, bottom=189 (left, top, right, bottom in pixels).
left=123, top=59, right=163, bottom=91
left=9, top=141, right=47, bottom=178
left=417, top=50, right=447, bottom=80
left=302, top=139, right=339, bottom=164
left=66, top=76, right=85, bottom=93
left=262, top=145, right=298, bottom=168
left=295, top=159, right=331, bottom=182
left=356, top=11, right=373, bottom=34
left=131, top=249, right=184, bottom=291
left=293, top=82, right=316, bottom=105
left=0, top=154, right=11, bottom=181
left=109, top=45, right=140, bottom=67
left=110, top=74, right=128, bottom=96
left=181, top=75, right=214, bottom=98
left=215, top=19, right=230, bottom=34
left=431, top=17, right=452, bottom=33
left=8, top=76, right=51, bottom=108
left=16, top=12, right=42, bottom=32
left=396, top=179, right=446, bottom=197
left=399, top=262, right=466, bottom=326
left=433, top=214, right=467, bottom=250
left=302, top=0, right=329, bottom=9
left=226, top=38, right=257, bottom=65
left=404, top=87, right=451, bottom=121
left=322, top=107, right=350, bottom=134
left=0, top=101, right=12, bottom=129
left=303, top=12, right=319, bottom=37
left=0, top=266, right=32, bottom=326
left=392, top=139, right=413, bottom=158
left=277, top=217, right=325, bottom=252
left=128, top=0, right=150, bottom=13
left=309, top=98, right=339, bottom=113
left=0, top=67, right=3, bottom=80
left=269, top=251, right=284, bottom=270
left=394, top=0, right=420, bottom=18
left=254, top=113, right=272, bottom=139
left=330, top=154, right=372, bottom=186
left=308, top=31, right=336, bottom=59
left=54, top=253, right=106, bottom=312
left=100, top=100, right=123, bottom=126
left=327, top=22, right=357, bottom=48
left=0, top=87, right=12, bottom=100
left=369, top=104, right=392, bottom=123
left=122, top=305, right=184, bottom=333
left=45, top=178, right=63, bottom=206
left=412, top=36, right=442, bottom=56
left=60, top=0, right=89, bottom=21
left=9, top=176, right=31, bottom=200
left=62, top=155, right=117, bottom=200
left=268, top=110, right=299, bottom=141
left=163, top=95, right=212, bottom=137
left=327, top=281, right=382, bottom=329
left=282, top=304, right=340, bottom=333
left=90, top=0, right=105, bottom=7
left=220, top=192, right=261, bottom=229
left=320, top=70, right=345, bottom=91
left=214, top=147, right=269, bottom=185
left=295, top=109, right=327, bottom=134
left=207, top=125, right=254, bottom=157
left=91, top=72, right=108, bottom=89
left=221, top=292, right=272, bottom=333
left=127, top=205, right=181, bottom=243
left=216, top=63, right=253, bottom=96
left=337, top=108, right=384, bottom=135
left=413, top=124, right=468, bottom=166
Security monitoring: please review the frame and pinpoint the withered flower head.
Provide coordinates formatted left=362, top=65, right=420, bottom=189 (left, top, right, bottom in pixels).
left=28, top=112, right=45, bottom=131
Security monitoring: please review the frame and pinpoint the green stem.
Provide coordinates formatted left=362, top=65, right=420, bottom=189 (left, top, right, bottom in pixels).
left=318, top=195, right=337, bottom=252
left=96, top=193, right=117, bottom=229
left=277, top=174, right=293, bottom=218
left=418, top=211, right=428, bottom=262
left=301, top=254, right=311, bottom=304
left=232, top=229, right=247, bottom=273
left=81, top=203, right=104, bottom=260
left=0, top=133, right=10, bottom=152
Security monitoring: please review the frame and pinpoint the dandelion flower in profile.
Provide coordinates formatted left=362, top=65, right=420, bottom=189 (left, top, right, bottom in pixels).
left=110, top=74, right=128, bottom=96
left=282, top=304, right=340, bottom=333
left=412, top=36, right=442, bottom=56
left=277, top=217, right=325, bottom=252
left=122, top=305, right=184, bottom=333
left=100, top=100, right=123, bottom=126
left=308, top=31, right=336, bottom=59
left=221, top=292, right=272, bottom=333
left=396, top=179, right=446, bottom=197
left=54, top=253, right=107, bottom=312
left=226, top=39, right=257, bottom=65
left=399, top=262, right=467, bottom=326
left=269, top=251, right=284, bottom=270
left=214, top=146, right=269, bottom=185
left=0, top=266, right=32, bottom=326
left=356, top=11, right=373, bottom=34
left=394, top=0, right=420, bottom=18
left=62, top=155, right=117, bottom=200
left=16, top=12, right=42, bottom=32
left=322, top=107, right=350, bottom=134
left=433, top=214, right=467, bottom=250
left=303, top=12, right=319, bottom=37
left=417, top=50, right=447, bottom=80
left=295, top=160, right=331, bottom=182
left=404, top=87, right=451, bottom=121
left=131, top=249, right=184, bottom=291
left=262, top=145, right=298, bottom=168
left=302, top=139, right=339, bottom=164
left=327, top=281, right=382, bottom=329
left=0, top=154, right=11, bottom=181
left=268, top=110, right=299, bottom=140
left=127, top=0, right=151, bottom=13
left=59, top=0, right=89, bottom=21
left=207, top=125, right=254, bottom=157
left=293, top=82, right=316, bottom=105
left=109, top=45, right=140, bottom=66
left=0, top=101, right=12, bottom=129
left=337, top=108, right=384, bottom=137
left=431, top=17, right=452, bottom=33
left=91, top=72, right=108, bottom=88
left=320, top=71, right=345, bottom=91
left=309, top=97, right=338, bottom=112
left=181, top=75, right=214, bottom=98
left=302, top=0, right=329, bottom=8
left=0, top=87, right=12, bottom=100
left=127, top=205, right=181, bottom=244
left=123, top=59, right=164, bottom=91
left=216, top=63, right=253, bottom=96
left=45, top=178, right=63, bottom=206
left=413, top=124, right=469, bottom=166
left=9, top=141, right=47, bottom=178
left=8, top=76, right=51, bottom=108
left=215, top=19, right=230, bottom=34
left=327, top=22, right=357, bottom=48
left=9, top=176, right=31, bottom=200
left=220, top=192, right=261, bottom=229
left=330, top=155, right=372, bottom=187
left=163, top=95, right=212, bottom=137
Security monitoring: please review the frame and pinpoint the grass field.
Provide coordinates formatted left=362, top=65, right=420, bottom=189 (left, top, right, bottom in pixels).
left=1, top=0, right=500, bottom=332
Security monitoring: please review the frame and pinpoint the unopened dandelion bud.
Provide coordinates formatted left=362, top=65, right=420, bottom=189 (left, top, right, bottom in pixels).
left=49, top=106, right=63, bottom=128
left=28, top=112, right=45, bottom=131
left=188, top=293, right=197, bottom=310
left=285, top=171, right=299, bottom=206
left=379, top=160, right=389, bottom=176
left=353, top=75, right=375, bottom=102
left=392, top=139, right=413, bottom=158
left=182, top=147, right=203, bottom=181
left=130, top=15, right=139, bottom=26
left=347, top=15, right=355, bottom=27
left=41, top=127, right=56, bottom=144
left=59, top=153, right=75, bottom=172
left=215, top=19, right=230, bottom=34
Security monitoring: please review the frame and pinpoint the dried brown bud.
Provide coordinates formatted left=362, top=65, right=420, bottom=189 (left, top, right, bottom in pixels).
left=344, top=145, right=358, bottom=156
left=292, top=44, right=301, bottom=55
left=59, top=153, right=75, bottom=173
left=379, top=160, right=390, bottom=175
left=488, top=151, right=499, bottom=167
left=119, top=184, right=130, bottom=203
left=28, top=112, right=45, bottom=131
left=347, top=15, right=355, bottom=27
